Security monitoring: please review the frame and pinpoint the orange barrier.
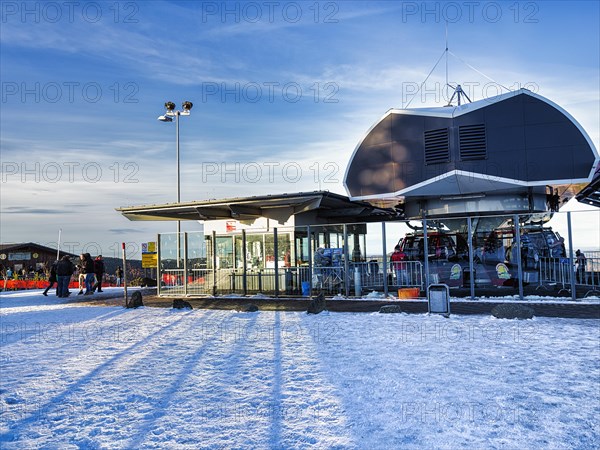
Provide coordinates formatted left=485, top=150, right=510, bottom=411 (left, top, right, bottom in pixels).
left=398, top=287, right=420, bottom=299
left=2, top=280, right=116, bottom=290
left=2, top=280, right=49, bottom=289
left=162, top=275, right=205, bottom=284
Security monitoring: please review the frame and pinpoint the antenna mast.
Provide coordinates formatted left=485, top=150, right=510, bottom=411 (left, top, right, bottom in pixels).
left=444, top=22, right=470, bottom=106
left=405, top=23, right=507, bottom=109
left=445, top=21, right=449, bottom=99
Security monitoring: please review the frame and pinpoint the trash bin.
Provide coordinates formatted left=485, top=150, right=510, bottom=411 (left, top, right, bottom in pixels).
left=428, top=283, right=450, bottom=315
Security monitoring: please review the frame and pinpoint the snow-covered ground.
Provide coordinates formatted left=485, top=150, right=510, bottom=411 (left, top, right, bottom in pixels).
left=1, top=290, right=598, bottom=449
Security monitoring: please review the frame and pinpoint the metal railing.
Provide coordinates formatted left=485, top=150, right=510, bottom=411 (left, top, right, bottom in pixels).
left=538, top=256, right=600, bottom=293
left=216, top=261, right=425, bottom=297
left=539, top=257, right=570, bottom=288
left=160, top=256, right=599, bottom=298
left=160, top=269, right=186, bottom=296
left=188, top=269, right=212, bottom=295
left=225, top=268, right=286, bottom=295
left=385, top=261, right=424, bottom=289
left=575, top=257, right=600, bottom=292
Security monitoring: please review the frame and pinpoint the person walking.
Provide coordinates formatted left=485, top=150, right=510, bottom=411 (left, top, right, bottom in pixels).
left=81, top=253, right=96, bottom=295
left=115, top=266, right=123, bottom=287
left=93, top=255, right=105, bottom=293
left=76, top=263, right=86, bottom=295
left=42, top=261, right=58, bottom=296
left=55, top=255, right=74, bottom=298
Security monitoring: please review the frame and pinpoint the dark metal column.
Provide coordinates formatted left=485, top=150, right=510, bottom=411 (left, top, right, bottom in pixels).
left=274, top=227, right=279, bottom=298
left=343, top=224, right=349, bottom=297
left=467, top=217, right=475, bottom=300
left=307, top=225, right=312, bottom=297
left=242, top=229, right=247, bottom=296
left=352, top=232, right=361, bottom=261
left=157, top=234, right=161, bottom=296
left=183, top=232, right=188, bottom=297
left=423, top=217, right=430, bottom=290
left=514, top=215, right=524, bottom=300
left=567, top=212, right=577, bottom=301
left=212, top=231, right=217, bottom=296
left=382, top=222, right=388, bottom=297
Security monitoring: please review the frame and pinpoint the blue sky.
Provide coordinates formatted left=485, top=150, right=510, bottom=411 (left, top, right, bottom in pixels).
left=1, top=1, right=599, bottom=258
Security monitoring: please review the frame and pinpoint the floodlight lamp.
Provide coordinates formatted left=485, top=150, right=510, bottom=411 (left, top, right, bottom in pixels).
left=157, top=115, right=173, bottom=122
left=182, top=101, right=193, bottom=112
left=165, top=101, right=176, bottom=111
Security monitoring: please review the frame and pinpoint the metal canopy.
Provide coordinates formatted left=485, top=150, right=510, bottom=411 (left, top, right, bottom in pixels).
left=576, top=167, right=600, bottom=208
left=116, top=191, right=399, bottom=224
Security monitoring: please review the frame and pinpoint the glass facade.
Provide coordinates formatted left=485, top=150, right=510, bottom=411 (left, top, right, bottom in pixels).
left=156, top=210, right=599, bottom=300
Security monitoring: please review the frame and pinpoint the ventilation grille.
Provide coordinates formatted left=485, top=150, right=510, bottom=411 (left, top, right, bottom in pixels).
left=424, top=128, right=449, bottom=165
left=459, top=124, right=487, bottom=160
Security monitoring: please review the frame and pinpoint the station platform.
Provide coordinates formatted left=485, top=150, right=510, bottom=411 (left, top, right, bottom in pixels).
left=118, top=292, right=600, bottom=319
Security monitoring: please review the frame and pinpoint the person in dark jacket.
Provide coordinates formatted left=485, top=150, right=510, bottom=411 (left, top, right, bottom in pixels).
left=80, top=253, right=96, bottom=295
left=115, top=266, right=123, bottom=287
left=42, top=261, right=58, bottom=296
left=93, top=255, right=105, bottom=293
left=55, top=255, right=74, bottom=298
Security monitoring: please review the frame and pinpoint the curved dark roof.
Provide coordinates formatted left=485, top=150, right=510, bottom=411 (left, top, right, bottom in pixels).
left=344, top=89, right=598, bottom=201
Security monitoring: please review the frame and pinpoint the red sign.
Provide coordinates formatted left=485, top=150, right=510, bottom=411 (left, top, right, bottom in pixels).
left=226, top=220, right=236, bottom=232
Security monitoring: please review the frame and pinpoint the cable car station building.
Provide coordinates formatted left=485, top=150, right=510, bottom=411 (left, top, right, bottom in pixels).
left=118, top=90, right=600, bottom=300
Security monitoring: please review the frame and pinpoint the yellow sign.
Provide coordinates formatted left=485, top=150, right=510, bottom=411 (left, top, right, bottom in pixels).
left=496, top=263, right=511, bottom=280
left=142, top=253, right=158, bottom=268
left=450, top=264, right=462, bottom=280
left=148, top=242, right=156, bottom=253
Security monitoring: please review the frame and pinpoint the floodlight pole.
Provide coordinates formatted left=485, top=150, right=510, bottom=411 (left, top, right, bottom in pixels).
left=56, top=229, right=62, bottom=260
left=158, top=101, right=192, bottom=269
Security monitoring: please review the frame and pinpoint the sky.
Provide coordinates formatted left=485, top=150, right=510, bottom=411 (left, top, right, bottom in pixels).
left=1, top=0, right=599, bottom=259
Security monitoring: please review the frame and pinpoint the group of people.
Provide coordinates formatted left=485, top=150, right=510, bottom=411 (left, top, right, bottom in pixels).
left=4, top=266, right=44, bottom=279
left=546, top=188, right=561, bottom=212
left=42, top=254, right=123, bottom=298
left=77, top=253, right=105, bottom=296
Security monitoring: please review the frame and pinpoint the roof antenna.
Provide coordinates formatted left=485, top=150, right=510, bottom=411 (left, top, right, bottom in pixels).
left=446, top=84, right=472, bottom=106
left=445, top=21, right=449, bottom=101
left=405, top=22, right=504, bottom=109
left=444, top=22, right=471, bottom=107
